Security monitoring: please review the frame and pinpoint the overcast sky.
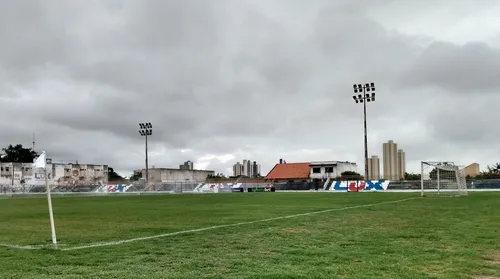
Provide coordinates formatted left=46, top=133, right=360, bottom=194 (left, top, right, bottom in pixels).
left=1, top=0, right=499, bottom=177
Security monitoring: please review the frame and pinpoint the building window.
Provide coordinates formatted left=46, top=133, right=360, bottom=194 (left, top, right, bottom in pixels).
left=5, top=167, right=9, bottom=172
left=325, top=167, right=334, bottom=173
left=312, top=167, right=321, bottom=174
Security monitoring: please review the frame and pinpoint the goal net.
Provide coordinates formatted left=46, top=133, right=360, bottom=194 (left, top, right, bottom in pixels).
left=421, top=161, right=467, bottom=197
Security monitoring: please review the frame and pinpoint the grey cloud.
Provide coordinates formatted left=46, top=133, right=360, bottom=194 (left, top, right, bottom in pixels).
left=1, top=1, right=498, bottom=176
left=402, top=41, right=500, bottom=93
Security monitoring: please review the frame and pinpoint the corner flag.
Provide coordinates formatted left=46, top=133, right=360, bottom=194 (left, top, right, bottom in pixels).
left=33, top=151, right=57, bottom=248
left=32, top=151, right=46, bottom=169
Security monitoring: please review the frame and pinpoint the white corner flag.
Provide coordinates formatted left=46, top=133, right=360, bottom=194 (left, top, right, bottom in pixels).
left=33, top=151, right=46, bottom=169
left=33, top=151, right=57, bottom=249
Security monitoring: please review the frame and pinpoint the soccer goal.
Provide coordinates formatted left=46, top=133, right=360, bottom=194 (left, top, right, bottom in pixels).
left=421, top=161, right=468, bottom=197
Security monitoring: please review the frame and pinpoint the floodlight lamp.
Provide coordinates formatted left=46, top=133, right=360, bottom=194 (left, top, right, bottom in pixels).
left=146, top=122, right=152, bottom=129
left=354, top=89, right=358, bottom=93
left=371, top=93, right=375, bottom=98
left=353, top=84, right=357, bottom=89
left=139, top=123, right=144, bottom=129
left=352, top=95, right=357, bottom=100
left=370, top=82, right=375, bottom=90
left=367, top=98, right=370, bottom=102
left=358, top=84, right=362, bottom=89
left=360, top=99, right=363, bottom=103
left=366, top=87, right=370, bottom=92
left=355, top=100, right=359, bottom=103
left=358, top=94, right=362, bottom=99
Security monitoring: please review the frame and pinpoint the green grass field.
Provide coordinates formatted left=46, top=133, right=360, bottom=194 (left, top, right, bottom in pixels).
left=0, top=192, right=499, bottom=279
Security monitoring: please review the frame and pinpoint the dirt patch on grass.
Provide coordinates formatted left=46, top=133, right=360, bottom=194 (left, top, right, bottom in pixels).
left=282, top=228, right=310, bottom=233
left=472, top=276, right=500, bottom=279
left=258, top=250, right=276, bottom=255
left=439, top=244, right=458, bottom=252
left=490, top=252, right=500, bottom=263
left=485, top=251, right=500, bottom=265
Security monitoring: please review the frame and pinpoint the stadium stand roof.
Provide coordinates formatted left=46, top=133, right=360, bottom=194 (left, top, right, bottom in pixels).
left=266, top=162, right=310, bottom=180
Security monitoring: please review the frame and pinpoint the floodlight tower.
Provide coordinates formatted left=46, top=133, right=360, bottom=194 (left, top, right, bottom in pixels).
left=352, top=83, right=376, bottom=180
left=139, top=122, right=152, bottom=183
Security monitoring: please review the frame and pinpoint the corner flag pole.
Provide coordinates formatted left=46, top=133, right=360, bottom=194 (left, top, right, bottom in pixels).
left=34, top=151, right=57, bottom=248
left=45, top=166, right=57, bottom=249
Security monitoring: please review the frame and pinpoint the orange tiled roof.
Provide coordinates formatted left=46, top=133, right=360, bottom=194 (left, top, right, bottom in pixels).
left=266, top=163, right=310, bottom=180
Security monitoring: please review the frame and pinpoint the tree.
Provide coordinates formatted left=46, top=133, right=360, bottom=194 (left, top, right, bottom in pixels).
left=404, top=172, right=421, bottom=181
left=129, top=171, right=142, bottom=181
left=473, top=163, right=500, bottom=179
left=0, top=144, right=38, bottom=163
left=427, top=162, right=455, bottom=180
left=337, top=171, right=364, bottom=181
left=207, top=173, right=227, bottom=180
left=108, top=167, right=125, bottom=181
left=487, top=163, right=500, bottom=174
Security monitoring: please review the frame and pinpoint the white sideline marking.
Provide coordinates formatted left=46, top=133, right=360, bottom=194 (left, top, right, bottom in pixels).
left=0, top=243, right=69, bottom=250
left=0, top=243, right=47, bottom=250
left=1, top=197, right=418, bottom=251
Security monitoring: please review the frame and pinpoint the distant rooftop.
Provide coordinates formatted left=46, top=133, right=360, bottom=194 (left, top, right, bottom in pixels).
left=309, top=161, right=356, bottom=166
left=266, top=162, right=310, bottom=180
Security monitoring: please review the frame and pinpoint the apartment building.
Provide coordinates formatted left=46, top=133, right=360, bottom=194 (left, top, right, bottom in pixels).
left=232, top=160, right=261, bottom=177
left=383, top=140, right=406, bottom=180
left=367, top=155, right=380, bottom=180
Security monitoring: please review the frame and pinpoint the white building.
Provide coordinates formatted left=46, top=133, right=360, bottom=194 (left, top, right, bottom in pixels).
left=0, top=161, right=108, bottom=186
left=309, top=161, right=358, bottom=180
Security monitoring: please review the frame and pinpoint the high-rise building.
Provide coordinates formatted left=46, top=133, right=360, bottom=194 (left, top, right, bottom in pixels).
left=242, top=160, right=251, bottom=177
left=367, top=155, right=380, bottom=180
left=383, top=140, right=406, bottom=180
left=233, top=162, right=243, bottom=177
left=397, top=149, right=406, bottom=179
left=179, top=160, right=194, bottom=170
left=233, top=160, right=261, bottom=177
left=252, top=161, right=261, bottom=177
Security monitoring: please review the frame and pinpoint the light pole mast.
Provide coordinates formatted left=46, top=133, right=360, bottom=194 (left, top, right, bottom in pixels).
left=352, top=83, right=376, bottom=180
left=139, top=122, right=152, bottom=184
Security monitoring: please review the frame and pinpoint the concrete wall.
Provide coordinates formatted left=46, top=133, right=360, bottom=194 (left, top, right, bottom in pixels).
left=142, top=168, right=215, bottom=183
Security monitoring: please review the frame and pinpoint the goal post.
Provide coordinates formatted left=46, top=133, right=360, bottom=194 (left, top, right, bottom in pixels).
left=421, top=161, right=467, bottom=197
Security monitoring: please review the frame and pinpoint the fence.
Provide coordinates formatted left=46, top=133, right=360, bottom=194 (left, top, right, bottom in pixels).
left=1, top=179, right=500, bottom=195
